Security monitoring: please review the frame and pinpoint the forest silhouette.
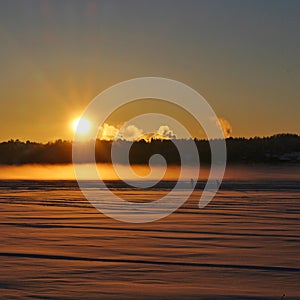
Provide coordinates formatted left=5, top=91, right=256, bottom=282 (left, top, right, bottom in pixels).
left=0, top=134, right=299, bottom=165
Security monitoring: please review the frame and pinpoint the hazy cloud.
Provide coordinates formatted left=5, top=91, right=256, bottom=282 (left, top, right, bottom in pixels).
left=119, top=125, right=144, bottom=141
left=98, top=123, right=178, bottom=141
left=98, top=123, right=119, bottom=141
left=157, top=125, right=177, bottom=139
left=218, top=118, right=232, bottom=138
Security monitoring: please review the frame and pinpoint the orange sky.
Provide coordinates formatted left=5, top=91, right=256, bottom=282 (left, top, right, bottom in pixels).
left=0, top=1, right=299, bottom=142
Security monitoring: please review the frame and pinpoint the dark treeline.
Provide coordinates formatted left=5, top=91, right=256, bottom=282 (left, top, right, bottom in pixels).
left=0, top=134, right=300, bottom=165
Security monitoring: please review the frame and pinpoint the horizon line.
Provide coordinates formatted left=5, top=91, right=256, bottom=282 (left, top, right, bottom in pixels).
left=1, top=132, right=299, bottom=144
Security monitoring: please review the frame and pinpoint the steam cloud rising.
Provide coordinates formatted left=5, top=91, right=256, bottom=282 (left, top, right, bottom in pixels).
left=98, top=123, right=177, bottom=141
left=98, top=118, right=232, bottom=141
left=218, top=118, right=233, bottom=138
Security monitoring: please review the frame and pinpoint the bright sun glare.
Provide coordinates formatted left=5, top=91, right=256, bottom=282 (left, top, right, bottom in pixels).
left=72, top=117, right=92, bottom=135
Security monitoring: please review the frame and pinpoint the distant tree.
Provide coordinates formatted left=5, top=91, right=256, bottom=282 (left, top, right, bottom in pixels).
left=0, top=134, right=299, bottom=165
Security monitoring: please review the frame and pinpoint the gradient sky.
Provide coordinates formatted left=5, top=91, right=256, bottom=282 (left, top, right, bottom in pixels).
left=0, top=0, right=299, bottom=142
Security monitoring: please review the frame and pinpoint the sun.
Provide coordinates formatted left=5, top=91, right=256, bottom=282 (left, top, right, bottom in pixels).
left=72, top=117, right=91, bottom=135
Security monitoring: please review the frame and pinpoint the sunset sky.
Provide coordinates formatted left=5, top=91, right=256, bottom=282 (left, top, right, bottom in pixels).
left=0, top=0, right=299, bottom=142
